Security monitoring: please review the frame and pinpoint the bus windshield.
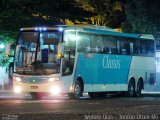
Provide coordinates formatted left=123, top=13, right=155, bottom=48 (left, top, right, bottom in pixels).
left=14, top=31, right=62, bottom=75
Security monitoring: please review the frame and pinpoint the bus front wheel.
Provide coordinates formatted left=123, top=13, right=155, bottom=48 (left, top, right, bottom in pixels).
left=73, top=80, right=83, bottom=99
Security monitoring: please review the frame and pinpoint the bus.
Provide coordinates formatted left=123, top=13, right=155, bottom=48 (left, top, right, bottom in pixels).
left=10, top=25, right=156, bottom=99
left=11, top=27, right=62, bottom=99
left=58, top=25, right=156, bottom=99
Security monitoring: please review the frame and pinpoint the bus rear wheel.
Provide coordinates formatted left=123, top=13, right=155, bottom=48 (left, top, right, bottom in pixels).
left=136, top=80, right=143, bottom=97
left=128, top=79, right=135, bottom=97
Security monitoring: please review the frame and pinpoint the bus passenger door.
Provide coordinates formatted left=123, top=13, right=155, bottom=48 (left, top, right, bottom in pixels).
left=61, top=31, right=76, bottom=93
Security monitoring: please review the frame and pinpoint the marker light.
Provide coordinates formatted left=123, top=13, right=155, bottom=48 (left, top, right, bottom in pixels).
left=35, top=27, right=47, bottom=31
left=43, top=27, right=47, bottom=31
left=70, top=85, right=73, bottom=92
left=35, top=28, right=38, bottom=31
left=59, top=27, right=63, bottom=32
left=39, top=28, right=42, bottom=31
left=14, top=86, right=22, bottom=94
left=20, top=28, right=23, bottom=31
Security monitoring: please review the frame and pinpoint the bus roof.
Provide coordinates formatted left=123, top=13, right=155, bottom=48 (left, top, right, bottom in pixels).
left=140, top=34, right=154, bottom=40
left=20, top=25, right=154, bottom=40
left=83, top=28, right=140, bottom=38
left=20, top=27, right=59, bottom=31
left=62, top=25, right=140, bottom=38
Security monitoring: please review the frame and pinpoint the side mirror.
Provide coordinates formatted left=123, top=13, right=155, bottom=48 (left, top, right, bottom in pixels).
left=57, top=42, right=64, bottom=59
left=5, top=43, right=13, bottom=57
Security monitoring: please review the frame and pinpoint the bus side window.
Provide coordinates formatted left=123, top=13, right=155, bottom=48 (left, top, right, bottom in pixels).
left=147, top=41, right=155, bottom=56
left=90, top=35, right=103, bottom=53
left=120, top=40, right=129, bottom=55
left=103, top=36, right=116, bottom=54
left=77, top=32, right=90, bottom=52
left=139, top=40, right=145, bottom=55
left=103, top=47, right=112, bottom=54
left=139, top=39, right=155, bottom=57
left=139, top=45, right=147, bottom=55
left=129, top=39, right=138, bottom=55
left=130, top=42, right=134, bottom=54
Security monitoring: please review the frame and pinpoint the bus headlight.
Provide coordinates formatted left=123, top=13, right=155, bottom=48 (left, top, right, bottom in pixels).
left=14, top=77, right=22, bottom=82
left=14, top=86, right=22, bottom=94
left=50, top=86, right=60, bottom=95
left=48, top=77, right=59, bottom=82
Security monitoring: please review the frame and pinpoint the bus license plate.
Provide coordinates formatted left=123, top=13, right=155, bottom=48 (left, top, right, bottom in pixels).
left=30, top=86, right=38, bottom=89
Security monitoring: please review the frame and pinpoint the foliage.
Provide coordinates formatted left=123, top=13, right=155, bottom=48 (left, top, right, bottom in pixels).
left=0, top=0, right=94, bottom=31
left=0, top=0, right=94, bottom=66
left=0, top=31, right=16, bottom=66
left=78, top=0, right=125, bottom=28
left=122, top=0, right=160, bottom=40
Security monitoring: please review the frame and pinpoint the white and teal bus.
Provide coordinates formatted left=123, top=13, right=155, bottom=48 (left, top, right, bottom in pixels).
left=59, top=25, right=156, bottom=99
left=10, top=25, right=156, bottom=99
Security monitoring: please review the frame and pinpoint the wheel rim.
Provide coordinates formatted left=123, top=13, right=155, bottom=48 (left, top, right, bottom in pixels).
left=75, top=84, right=80, bottom=95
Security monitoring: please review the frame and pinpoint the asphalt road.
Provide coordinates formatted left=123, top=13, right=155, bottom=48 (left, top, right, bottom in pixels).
left=0, top=94, right=160, bottom=120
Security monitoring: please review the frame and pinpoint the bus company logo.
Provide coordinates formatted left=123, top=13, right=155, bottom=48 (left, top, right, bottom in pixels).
left=103, top=55, right=121, bottom=69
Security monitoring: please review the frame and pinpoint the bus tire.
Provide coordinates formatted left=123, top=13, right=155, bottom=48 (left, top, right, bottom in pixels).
left=136, top=80, right=143, bottom=97
left=128, top=79, right=135, bottom=97
left=73, top=80, right=83, bottom=99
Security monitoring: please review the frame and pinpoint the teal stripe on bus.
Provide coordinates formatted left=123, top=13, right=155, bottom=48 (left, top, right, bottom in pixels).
left=74, top=53, right=132, bottom=85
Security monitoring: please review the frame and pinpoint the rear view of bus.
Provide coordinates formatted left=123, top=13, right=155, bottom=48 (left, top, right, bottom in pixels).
left=13, top=27, right=62, bottom=99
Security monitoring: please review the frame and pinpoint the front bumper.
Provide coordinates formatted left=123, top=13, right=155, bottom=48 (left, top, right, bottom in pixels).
left=13, top=80, right=62, bottom=95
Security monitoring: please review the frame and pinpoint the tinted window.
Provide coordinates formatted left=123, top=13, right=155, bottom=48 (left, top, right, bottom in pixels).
left=77, top=32, right=90, bottom=52
left=90, top=34, right=103, bottom=53
left=139, top=39, right=155, bottom=56
left=103, top=36, right=116, bottom=54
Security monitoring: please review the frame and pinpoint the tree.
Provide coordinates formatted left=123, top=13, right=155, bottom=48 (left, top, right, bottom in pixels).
left=122, top=0, right=160, bottom=40
left=0, top=0, right=94, bottom=31
left=0, top=0, right=94, bottom=66
left=77, top=0, right=125, bottom=28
